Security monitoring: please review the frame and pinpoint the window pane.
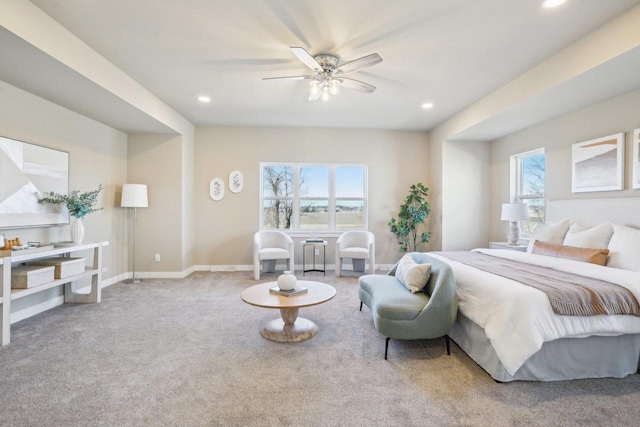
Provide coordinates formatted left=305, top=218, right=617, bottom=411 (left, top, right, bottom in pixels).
left=336, top=167, right=364, bottom=198
left=263, top=199, right=293, bottom=229
left=521, top=198, right=545, bottom=235
left=300, top=167, right=328, bottom=197
left=336, top=200, right=364, bottom=229
left=522, top=154, right=545, bottom=196
left=263, top=166, right=293, bottom=197
left=299, top=199, right=328, bottom=229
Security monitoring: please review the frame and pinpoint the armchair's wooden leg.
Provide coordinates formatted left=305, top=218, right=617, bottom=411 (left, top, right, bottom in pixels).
left=444, top=335, right=451, bottom=355
left=385, top=337, right=390, bottom=360
left=359, top=301, right=363, bottom=311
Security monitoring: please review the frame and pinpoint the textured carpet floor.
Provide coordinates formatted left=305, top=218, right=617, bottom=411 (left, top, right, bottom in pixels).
left=1, top=271, right=640, bottom=426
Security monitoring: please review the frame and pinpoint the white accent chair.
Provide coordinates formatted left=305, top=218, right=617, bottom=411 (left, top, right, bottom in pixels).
left=336, top=230, right=375, bottom=277
left=253, top=230, right=295, bottom=280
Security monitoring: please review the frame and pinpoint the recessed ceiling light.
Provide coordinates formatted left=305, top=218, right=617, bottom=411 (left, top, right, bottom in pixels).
left=542, top=0, right=567, bottom=9
left=421, top=103, right=434, bottom=109
left=198, top=95, right=211, bottom=103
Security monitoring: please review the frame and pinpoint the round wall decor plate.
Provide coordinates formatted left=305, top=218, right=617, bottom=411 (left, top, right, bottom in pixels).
left=229, top=170, right=243, bottom=193
left=210, top=178, right=224, bottom=201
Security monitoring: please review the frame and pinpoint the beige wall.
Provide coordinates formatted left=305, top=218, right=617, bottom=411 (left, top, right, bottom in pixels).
left=442, top=140, right=491, bottom=250
left=0, top=80, right=128, bottom=318
left=428, top=127, right=491, bottom=251
left=127, top=134, right=184, bottom=273
left=490, top=88, right=640, bottom=242
left=181, top=130, right=196, bottom=271
left=194, top=126, right=430, bottom=268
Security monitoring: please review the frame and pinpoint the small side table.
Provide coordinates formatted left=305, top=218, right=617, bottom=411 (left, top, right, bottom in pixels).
left=301, top=240, right=327, bottom=276
left=489, top=242, right=528, bottom=252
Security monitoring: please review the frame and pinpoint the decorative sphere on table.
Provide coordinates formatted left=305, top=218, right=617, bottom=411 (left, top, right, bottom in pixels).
left=277, top=271, right=297, bottom=291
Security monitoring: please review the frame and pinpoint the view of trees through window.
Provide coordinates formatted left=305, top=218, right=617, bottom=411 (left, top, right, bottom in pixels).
left=516, top=150, right=545, bottom=234
left=261, top=164, right=366, bottom=231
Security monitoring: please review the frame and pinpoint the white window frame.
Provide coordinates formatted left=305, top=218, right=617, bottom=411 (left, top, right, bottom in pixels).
left=510, top=148, right=545, bottom=237
left=260, top=162, right=368, bottom=237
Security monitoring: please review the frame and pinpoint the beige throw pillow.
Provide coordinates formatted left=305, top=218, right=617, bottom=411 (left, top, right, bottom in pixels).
left=532, top=240, right=609, bottom=266
left=526, top=219, right=570, bottom=253
left=395, top=253, right=432, bottom=294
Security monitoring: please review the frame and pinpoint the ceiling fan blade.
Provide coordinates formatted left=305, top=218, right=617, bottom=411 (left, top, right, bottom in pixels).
left=339, top=77, right=376, bottom=93
left=334, top=53, right=382, bottom=75
left=262, top=75, right=312, bottom=81
left=290, top=47, right=323, bottom=72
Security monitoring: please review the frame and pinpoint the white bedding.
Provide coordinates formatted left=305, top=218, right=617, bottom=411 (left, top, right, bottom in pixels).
left=430, top=249, right=640, bottom=375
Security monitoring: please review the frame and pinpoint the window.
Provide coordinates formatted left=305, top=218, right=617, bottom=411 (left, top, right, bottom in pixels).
left=260, top=163, right=367, bottom=233
left=511, top=149, right=545, bottom=235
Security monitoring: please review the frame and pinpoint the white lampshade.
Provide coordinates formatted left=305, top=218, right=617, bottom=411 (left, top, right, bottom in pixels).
left=121, top=184, right=148, bottom=208
left=501, top=203, right=530, bottom=221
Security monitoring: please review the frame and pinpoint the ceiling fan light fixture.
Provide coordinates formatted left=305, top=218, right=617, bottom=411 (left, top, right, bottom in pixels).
left=542, top=0, right=567, bottom=9
left=265, top=47, right=381, bottom=102
left=330, top=80, right=339, bottom=95
left=309, top=81, right=320, bottom=97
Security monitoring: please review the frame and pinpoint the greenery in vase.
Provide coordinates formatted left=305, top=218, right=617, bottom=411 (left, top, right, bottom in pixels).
left=38, top=184, right=104, bottom=219
left=388, top=182, right=431, bottom=253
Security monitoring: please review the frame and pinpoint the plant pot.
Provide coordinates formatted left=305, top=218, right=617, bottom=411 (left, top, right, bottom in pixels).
left=70, top=218, right=85, bottom=244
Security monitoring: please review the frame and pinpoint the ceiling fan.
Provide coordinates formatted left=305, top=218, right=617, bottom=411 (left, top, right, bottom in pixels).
left=263, top=47, right=383, bottom=101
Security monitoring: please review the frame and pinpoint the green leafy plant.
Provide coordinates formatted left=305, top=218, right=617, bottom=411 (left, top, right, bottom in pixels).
left=38, top=184, right=103, bottom=219
left=388, top=182, right=431, bottom=253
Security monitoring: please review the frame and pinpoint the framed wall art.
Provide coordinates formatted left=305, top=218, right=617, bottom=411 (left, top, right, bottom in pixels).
left=633, top=129, right=640, bottom=190
left=571, top=133, right=624, bottom=193
left=0, top=136, right=69, bottom=229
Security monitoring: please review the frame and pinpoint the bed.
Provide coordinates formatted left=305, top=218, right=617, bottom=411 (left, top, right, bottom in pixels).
left=430, top=198, right=640, bottom=382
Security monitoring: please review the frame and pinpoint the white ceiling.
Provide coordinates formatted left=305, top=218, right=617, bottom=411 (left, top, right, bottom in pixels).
left=16, top=0, right=640, bottom=132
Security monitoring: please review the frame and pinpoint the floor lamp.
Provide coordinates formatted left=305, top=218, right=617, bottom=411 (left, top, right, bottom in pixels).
left=121, top=184, right=148, bottom=284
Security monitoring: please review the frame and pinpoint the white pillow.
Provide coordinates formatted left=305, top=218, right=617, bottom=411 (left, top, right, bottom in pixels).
left=563, top=222, right=613, bottom=249
left=395, top=254, right=432, bottom=294
left=606, top=224, right=640, bottom=272
left=527, top=219, right=570, bottom=253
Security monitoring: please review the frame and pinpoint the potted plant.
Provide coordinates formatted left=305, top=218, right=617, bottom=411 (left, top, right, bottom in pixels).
left=38, top=184, right=103, bottom=244
left=388, top=182, right=431, bottom=253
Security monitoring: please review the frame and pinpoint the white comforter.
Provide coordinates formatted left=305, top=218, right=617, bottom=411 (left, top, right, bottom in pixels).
left=430, top=249, right=640, bottom=375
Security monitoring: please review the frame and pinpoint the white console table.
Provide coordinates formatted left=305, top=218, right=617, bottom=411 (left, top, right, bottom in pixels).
left=0, top=241, right=107, bottom=346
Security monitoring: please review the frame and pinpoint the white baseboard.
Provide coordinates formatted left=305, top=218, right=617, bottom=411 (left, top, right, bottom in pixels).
left=101, top=272, right=129, bottom=288
left=110, top=265, right=198, bottom=282
left=204, top=263, right=392, bottom=273
left=112, top=262, right=393, bottom=282
left=209, top=265, right=254, bottom=272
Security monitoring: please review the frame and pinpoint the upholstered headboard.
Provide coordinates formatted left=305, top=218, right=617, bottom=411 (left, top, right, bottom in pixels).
left=547, top=198, right=640, bottom=228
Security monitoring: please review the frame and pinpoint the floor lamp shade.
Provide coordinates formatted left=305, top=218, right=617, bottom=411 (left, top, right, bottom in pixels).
left=121, top=184, right=148, bottom=208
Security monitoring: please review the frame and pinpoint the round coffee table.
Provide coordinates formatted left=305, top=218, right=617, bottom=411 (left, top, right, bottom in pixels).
left=241, top=280, right=336, bottom=342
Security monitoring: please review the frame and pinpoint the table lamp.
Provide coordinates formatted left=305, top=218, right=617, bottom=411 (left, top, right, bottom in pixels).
left=501, top=203, right=530, bottom=245
left=121, top=184, right=148, bottom=283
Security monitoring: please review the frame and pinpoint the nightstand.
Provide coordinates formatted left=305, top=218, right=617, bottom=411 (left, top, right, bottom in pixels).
left=489, top=242, right=528, bottom=252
